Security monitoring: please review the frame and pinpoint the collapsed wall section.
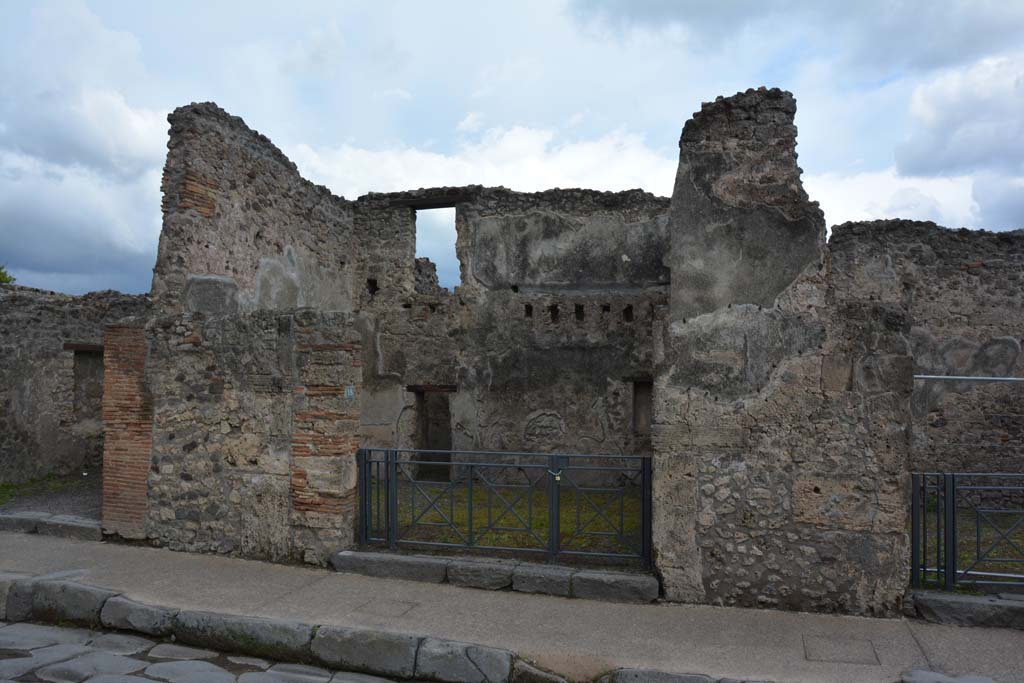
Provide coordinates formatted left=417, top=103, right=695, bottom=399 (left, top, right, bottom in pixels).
left=144, top=309, right=362, bottom=564
left=831, top=221, right=1024, bottom=473
left=0, top=285, right=150, bottom=484
left=152, top=103, right=358, bottom=316
left=654, top=88, right=911, bottom=615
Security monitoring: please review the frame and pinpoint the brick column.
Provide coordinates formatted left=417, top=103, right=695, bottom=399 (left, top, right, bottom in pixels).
left=102, top=324, right=152, bottom=539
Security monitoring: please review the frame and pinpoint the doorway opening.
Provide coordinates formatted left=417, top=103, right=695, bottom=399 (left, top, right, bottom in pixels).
left=409, top=385, right=456, bottom=481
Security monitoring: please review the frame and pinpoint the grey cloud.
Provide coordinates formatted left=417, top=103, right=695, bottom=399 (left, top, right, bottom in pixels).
left=973, top=174, right=1024, bottom=231
left=569, top=0, right=1024, bottom=74
left=895, top=55, right=1024, bottom=177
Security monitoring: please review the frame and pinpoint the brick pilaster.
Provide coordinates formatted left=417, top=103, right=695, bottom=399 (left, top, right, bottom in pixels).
left=101, top=324, right=152, bottom=539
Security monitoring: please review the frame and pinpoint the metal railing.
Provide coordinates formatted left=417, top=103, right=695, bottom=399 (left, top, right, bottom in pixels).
left=357, top=448, right=652, bottom=565
left=911, top=472, right=1024, bottom=589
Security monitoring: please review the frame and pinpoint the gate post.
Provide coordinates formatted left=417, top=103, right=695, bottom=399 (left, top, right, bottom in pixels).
left=548, top=454, right=560, bottom=563
left=387, top=449, right=398, bottom=550
left=910, top=473, right=920, bottom=588
left=641, top=456, right=653, bottom=568
left=943, top=473, right=957, bottom=590
left=357, top=449, right=367, bottom=545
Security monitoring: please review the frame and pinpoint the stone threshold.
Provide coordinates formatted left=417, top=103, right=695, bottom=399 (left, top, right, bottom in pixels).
left=910, top=590, right=1024, bottom=631
left=0, top=572, right=772, bottom=683
left=331, top=550, right=660, bottom=604
left=0, top=511, right=102, bottom=541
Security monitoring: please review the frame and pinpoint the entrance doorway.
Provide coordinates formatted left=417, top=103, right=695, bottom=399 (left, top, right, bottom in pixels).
left=409, top=385, right=455, bottom=481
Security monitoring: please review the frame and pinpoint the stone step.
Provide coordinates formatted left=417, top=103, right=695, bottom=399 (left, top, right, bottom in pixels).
left=0, top=511, right=102, bottom=541
left=329, top=550, right=660, bottom=603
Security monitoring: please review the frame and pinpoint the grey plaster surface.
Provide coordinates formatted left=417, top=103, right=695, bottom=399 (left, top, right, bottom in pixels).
left=1, top=532, right=1022, bottom=683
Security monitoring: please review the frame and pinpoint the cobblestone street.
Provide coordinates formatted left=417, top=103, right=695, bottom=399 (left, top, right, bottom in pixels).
left=0, top=622, right=391, bottom=683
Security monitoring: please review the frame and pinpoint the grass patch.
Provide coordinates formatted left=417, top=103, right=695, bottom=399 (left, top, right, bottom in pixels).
left=915, top=506, right=1024, bottom=589
left=367, top=475, right=644, bottom=559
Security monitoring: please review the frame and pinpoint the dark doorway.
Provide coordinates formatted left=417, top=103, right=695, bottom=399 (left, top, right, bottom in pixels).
left=411, top=386, right=455, bottom=481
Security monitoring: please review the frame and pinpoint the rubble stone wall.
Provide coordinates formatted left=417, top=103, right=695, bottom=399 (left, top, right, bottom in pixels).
left=0, top=285, right=150, bottom=484
left=653, top=89, right=911, bottom=616
left=152, top=103, right=358, bottom=317
left=144, top=309, right=362, bottom=564
left=830, top=221, right=1024, bottom=474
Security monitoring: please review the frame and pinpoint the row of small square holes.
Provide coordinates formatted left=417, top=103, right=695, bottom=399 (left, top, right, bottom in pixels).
left=525, top=303, right=634, bottom=323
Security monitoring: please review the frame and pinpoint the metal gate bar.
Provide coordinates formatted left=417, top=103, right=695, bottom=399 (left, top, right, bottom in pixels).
left=358, top=448, right=652, bottom=565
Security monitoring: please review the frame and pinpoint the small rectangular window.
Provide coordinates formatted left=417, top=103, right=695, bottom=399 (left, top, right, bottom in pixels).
left=623, top=304, right=634, bottom=322
left=524, top=303, right=533, bottom=318
left=366, top=278, right=379, bottom=295
left=575, top=304, right=585, bottom=322
left=549, top=304, right=560, bottom=323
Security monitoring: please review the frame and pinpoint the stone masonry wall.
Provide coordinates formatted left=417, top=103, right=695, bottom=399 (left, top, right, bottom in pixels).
left=101, top=324, right=152, bottom=539
left=152, top=103, right=358, bottom=317
left=830, top=221, right=1024, bottom=474
left=0, top=284, right=150, bottom=484
left=145, top=309, right=362, bottom=564
left=354, top=186, right=670, bottom=460
left=653, top=89, right=911, bottom=616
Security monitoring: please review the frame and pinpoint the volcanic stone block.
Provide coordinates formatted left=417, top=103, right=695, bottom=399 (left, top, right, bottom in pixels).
left=310, top=625, right=419, bottom=679
left=36, top=515, right=103, bottom=541
left=330, top=550, right=449, bottom=583
left=447, top=559, right=515, bottom=590
left=173, top=610, right=314, bottom=662
left=0, top=572, right=30, bottom=621
left=31, top=580, right=120, bottom=627
left=415, top=637, right=514, bottom=683
left=510, top=564, right=572, bottom=597
left=512, top=660, right=570, bottom=683
left=913, top=591, right=1024, bottom=630
left=571, top=571, right=659, bottom=603
left=101, top=596, right=178, bottom=637
left=0, top=511, right=51, bottom=533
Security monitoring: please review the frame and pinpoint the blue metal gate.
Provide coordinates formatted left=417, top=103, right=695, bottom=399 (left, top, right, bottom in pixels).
left=357, top=448, right=652, bottom=565
left=911, top=472, right=1024, bottom=589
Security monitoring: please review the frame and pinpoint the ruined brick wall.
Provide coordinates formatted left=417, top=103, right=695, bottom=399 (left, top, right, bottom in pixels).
left=145, top=309, right=362, bottom=564
left=101, top=324, right=152, bottom=538
left=0, top=284, right=150, bottom=484
left=152, top=103, right=358, bottom=316
left=831, top=221, right=1024, bottom=474
left=653, top=89, right=911, bottom=616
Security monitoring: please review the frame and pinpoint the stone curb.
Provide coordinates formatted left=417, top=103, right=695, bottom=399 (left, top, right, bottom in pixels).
left=3, top=575, right=561, bottom=683
left=912, top=590, right=1024, bottom=631
left=597, top=670, right=775, bottom=683
left=331, top=551, right=660, bottom=604
left=0, top=512, right=102, bottom=541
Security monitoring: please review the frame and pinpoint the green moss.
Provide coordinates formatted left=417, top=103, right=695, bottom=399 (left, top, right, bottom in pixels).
left=0, top=474, right=91, bottom=506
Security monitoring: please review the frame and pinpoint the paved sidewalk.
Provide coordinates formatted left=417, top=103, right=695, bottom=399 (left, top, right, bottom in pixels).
left=1, top=532, right=1022, bottom=683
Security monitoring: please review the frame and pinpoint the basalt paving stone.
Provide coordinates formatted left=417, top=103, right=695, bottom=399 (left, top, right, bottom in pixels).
left=143, top=659, right=236, bottom=683
left=229, top=656, right=272, bottom=670
left=147, top=644, right=217, bottom=660
left=0, top=623, right=93, bottom=649
left=87, top=634, right=155, bottom=656
left=238, top=662, right=333, bottom=682
left=0, top=644, right=93, bottom=679
left=80, top=677, right=158, bottom=683
left=329, top=674, right=397, bottom=683
left=35, top=651, right=148, bottom=683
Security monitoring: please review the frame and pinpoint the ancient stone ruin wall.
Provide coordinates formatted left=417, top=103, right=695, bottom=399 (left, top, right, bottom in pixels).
left=831, top=221, right=1024, bottom=474
left=152, top=103, right=358, bottom=317
left=0, top=284, right=150, bottom=484
left=354, top=186, right=671, bottom=459
left=144, top=309, right=362, bottom=564
left=653, top=88, right=911, bottom=615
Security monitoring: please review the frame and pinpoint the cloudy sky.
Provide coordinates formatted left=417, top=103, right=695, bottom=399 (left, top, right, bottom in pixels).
left=1, top=1, right=1022, bottom=293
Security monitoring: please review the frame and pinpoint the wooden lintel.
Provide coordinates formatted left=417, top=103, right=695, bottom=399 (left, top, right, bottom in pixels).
left=63, top=342, right=104, bottom=353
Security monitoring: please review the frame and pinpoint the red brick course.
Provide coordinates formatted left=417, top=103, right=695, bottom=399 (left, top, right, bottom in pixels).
left=102, top=324, right=152, bottom=539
